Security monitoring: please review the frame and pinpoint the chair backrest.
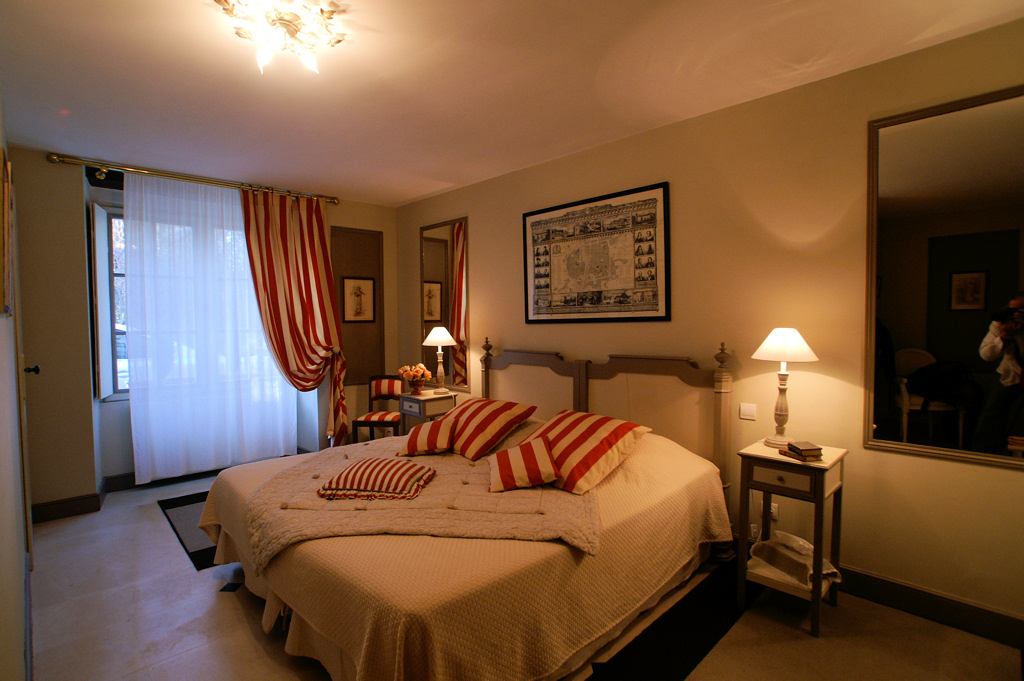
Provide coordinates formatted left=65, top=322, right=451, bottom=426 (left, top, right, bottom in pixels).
left=368, top=375, right=404, bottom=404
left=894, top=348, right=937, bottom=378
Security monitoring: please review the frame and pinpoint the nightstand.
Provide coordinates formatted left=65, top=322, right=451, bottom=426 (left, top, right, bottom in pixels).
left=736, top=440, right=847, bottom=636
left=399, top=392, right=456, bottom=430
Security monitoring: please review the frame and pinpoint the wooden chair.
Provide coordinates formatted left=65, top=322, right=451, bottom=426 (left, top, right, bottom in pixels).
left=350, top=375, right=404, bottom=443
left=894, top=348, right=964, bottom=448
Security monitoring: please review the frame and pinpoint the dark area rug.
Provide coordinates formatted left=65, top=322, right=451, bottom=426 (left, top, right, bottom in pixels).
left=158, top=491, right=216, bottom=570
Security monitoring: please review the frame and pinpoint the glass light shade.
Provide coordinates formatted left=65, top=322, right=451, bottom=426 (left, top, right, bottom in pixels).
left=422, top=326, right=457, bottom=348
left=751, top=328, right=818, bottom=363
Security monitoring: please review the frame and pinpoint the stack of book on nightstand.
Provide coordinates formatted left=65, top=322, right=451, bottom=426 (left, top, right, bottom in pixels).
left=783, top=440, right=822, bottom=462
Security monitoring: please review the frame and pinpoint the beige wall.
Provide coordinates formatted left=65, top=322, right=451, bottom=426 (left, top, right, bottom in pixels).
left=0, top=80, right=29, bottom=680
left=317, top=201, right=399, bottom=451
left=396, top=21, right=1024, bottom=618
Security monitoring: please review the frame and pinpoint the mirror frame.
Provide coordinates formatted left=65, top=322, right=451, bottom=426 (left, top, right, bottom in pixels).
left=419, top=217, right=470, bottom=392
left=864, top=84, right=1024, bottom=469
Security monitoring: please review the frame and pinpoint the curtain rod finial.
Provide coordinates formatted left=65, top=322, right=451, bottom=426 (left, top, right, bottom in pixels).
left=46, top=153, right=61, bottom=164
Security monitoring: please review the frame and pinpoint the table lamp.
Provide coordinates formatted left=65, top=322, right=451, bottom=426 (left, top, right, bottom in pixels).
left=422, top=326, right=457, bottom=394
left=751, top=328, right=818, bottom=448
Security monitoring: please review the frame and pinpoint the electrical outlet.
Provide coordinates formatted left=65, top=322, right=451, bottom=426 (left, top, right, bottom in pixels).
left=739, top=403, right=757, bottom=421
left=770, top=502, right=778, bottom=521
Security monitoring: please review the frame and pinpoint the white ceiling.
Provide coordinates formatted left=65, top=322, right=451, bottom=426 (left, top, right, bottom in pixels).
left=1, top=1, right=1023, bottom=207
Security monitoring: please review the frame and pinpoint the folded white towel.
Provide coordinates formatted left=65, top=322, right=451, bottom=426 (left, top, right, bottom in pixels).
left=750, top=531, right=840, bottom=587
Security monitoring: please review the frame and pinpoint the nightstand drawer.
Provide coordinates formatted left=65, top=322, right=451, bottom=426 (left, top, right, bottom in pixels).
left=751, top=464, right=812, bottom=493
left=398, top=393, right=455, bottom=421
left=400, top=400, right=425, bottom=418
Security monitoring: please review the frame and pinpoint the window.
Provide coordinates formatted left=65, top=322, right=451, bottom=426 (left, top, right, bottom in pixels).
left=91, top=201, right=125, bottom=399
left=110, top=215, right=128, bottom=391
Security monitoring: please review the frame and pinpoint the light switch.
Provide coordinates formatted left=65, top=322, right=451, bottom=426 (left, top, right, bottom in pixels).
left=739, top=403, right=757, bottom=421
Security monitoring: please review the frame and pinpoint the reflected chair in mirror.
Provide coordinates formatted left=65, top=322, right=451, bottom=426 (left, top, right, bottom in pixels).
left=350, top=375, right=404, bottom=443
left=894, top=348, right=964, bottom=448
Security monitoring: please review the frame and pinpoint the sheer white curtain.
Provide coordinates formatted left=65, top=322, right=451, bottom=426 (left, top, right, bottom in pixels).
left=124, top=175, right=296, bottom=484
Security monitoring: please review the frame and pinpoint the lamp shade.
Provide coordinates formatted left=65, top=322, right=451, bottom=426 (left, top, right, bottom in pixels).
left=422, top=326, right=457, bottom=347
left=751, top=328, right=818, bottom=363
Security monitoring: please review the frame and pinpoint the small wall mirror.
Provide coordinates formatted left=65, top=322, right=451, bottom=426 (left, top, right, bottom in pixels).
left=866, top=85, right=1024, bottom=468
left=420, top=218, right=469, bottom=391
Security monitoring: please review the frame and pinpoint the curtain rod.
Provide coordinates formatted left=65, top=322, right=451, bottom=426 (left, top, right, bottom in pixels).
left=46, top=152, right=340, bottom=205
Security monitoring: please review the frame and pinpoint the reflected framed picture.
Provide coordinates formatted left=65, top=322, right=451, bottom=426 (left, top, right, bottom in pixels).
left=342, top=277, right=374, bottom=322
left=950, top=272, right=985, bottom=310
left=423, top=281, right=442, bottom=321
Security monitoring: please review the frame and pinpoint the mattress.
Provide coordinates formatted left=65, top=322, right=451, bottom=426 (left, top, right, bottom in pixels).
left=199, top=432, right=732, bottom=681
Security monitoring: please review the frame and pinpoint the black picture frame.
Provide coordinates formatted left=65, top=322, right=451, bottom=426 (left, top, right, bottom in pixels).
left=523, top=182, right=670, bottom=323
left=342, top=277, right=374, bottom=322
left=950, top=271, right=986, bottom=310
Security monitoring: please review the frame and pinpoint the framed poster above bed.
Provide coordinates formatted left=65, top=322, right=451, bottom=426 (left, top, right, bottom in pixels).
left=523, top=182, right=670, bottom=323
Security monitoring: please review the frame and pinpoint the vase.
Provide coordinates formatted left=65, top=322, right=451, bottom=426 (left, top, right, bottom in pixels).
left=409, top=380, right=424, bottom=396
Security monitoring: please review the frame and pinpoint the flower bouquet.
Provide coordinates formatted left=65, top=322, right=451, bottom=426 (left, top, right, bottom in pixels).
left=399, top=363, right=432, bottom=395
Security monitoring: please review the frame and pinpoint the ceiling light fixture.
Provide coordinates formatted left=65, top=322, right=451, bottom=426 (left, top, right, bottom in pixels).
left=213, top=0, right=347, bottom=74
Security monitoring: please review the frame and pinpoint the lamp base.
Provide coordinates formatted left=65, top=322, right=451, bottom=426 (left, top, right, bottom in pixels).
left=432, top=387, right=450, bottom=395
left=763, top=434, right=792, bottom=449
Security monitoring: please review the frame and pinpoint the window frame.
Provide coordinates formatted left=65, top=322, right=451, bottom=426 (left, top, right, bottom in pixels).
left=108, top=212, right=127, bottom=394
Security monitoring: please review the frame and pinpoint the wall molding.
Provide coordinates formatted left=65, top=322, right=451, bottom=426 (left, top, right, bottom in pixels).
left=841, top=566, right=1023, bottom=649
left=30, top=493, right=101, bottom=523
left=103, top=472, right=136, bottom=494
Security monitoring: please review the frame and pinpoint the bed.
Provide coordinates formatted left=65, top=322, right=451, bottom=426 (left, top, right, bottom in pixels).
left=199, top=340, right=735, bottom=681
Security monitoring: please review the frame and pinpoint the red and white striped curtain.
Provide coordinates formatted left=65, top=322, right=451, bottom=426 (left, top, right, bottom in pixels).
left=449, top=220, right=468, bottom=386
left=241, top=190, right=349, bottom=442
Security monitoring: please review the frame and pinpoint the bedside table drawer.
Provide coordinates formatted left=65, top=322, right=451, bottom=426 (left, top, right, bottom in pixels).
left=400, top=400, right=424, bottom=418
left=751, top=465, right=812, bottom=493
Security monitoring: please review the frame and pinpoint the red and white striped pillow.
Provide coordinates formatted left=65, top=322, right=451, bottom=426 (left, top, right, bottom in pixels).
left=488, top=437, right=560, bottom=492
left=397, top=418, right=455, bottom=456
left=522, top=410, right=651, bottom=494
left=317, top=457, right=436, bottom=500
left=439, top=398, right=537, bottom=460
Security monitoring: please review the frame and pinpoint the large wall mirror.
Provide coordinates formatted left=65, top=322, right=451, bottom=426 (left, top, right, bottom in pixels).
left=866, top=85, right=1024, bottom=468
left=420, top=218, right=469, bottom=391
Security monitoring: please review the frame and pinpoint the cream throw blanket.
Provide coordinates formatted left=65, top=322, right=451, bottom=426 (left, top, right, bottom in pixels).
left=246, top=437, right=600, bottom=574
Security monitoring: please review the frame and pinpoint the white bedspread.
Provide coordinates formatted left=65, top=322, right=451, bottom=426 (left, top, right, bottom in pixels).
left=200, top=433, right=732, bottom=681
left=246, top=438, right=600, bottom=574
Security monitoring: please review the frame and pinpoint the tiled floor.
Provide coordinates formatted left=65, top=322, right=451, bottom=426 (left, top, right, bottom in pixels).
left=29, top=475, right=330, bottom=681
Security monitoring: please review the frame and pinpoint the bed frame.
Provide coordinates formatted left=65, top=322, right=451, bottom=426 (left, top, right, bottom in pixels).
left=480, top=337, right=734, bottom=480
left=479, top=338, right=735, bottom=680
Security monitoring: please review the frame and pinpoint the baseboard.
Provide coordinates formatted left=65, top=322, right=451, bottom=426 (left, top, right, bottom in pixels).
left=23, top=551, right=32, bottom=681
left=103, top=472, right=136, bottom=493
left=30, top=493, right=102, bottom=523
left=841, top=566, right=1024, bottom=649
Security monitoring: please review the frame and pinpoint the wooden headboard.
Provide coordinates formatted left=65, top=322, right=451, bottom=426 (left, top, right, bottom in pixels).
left=480, top=338, right=733, bottom=483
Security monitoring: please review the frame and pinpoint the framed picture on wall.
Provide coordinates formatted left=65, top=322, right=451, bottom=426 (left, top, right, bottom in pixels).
left=423, top=281, right=442, bottom=321
left=950, top=272, right=986, bottom=310
left=523, top=182, right=670, bottom=323
left=342, top=277, right=374, bottom=322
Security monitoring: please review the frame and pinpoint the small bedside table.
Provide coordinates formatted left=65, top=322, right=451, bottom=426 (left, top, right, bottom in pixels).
left=399, top=392, right=456, bottom=430
left=736, top=440, right=847, bottom=637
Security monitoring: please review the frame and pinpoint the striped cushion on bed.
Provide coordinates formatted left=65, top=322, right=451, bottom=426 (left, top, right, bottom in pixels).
left=522, top=410, right=651, bottom=494
left=439, top=398, right=537, bottom=461
left=488, top=437, right=560, bottom=492
left=397, top=418, right=455, bottom=456
left=370, top=378, right=404, bottom=399
left=317, top=457, right=436, bottom=500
